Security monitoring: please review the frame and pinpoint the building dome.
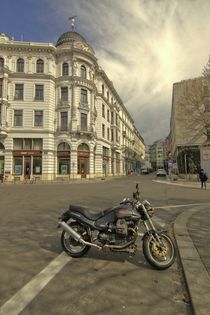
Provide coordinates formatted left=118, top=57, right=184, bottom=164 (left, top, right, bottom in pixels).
left=56, top=31, right=95, bottom=54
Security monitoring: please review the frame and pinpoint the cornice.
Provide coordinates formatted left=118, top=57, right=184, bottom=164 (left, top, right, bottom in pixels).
left=0, top=43, right=56, bottom=55
left=9, top=72, right=56, bottom=81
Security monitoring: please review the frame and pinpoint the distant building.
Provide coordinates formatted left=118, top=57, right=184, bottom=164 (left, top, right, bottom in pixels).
left=169, top=77, right=210, bottom=176
left=150, top=139, right=166, bottom=170
left=0, top=31, right=145, bottom=181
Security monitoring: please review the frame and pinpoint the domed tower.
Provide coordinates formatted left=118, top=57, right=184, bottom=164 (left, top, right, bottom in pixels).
left=55, top=29, right=97, bottom=179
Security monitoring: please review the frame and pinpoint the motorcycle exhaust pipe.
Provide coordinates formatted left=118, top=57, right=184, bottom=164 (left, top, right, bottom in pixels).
left=58, top=221, right=101, bottom=249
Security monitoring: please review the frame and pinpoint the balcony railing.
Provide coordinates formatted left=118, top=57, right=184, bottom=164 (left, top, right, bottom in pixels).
left=57, top=99, right=71, bottom=108
left=76, top=125, right=93, bottom=134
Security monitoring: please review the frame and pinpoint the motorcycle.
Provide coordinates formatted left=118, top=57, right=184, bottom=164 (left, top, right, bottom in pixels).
left=58, top=184, right=176, bottom=270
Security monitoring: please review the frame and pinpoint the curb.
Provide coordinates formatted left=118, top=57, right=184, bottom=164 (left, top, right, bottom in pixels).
left=174, top=208, right=210, bottom=315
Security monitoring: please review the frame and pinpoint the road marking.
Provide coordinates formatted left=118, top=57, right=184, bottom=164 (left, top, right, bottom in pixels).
left=0, top=252, right=71, bottom=315
left=156, top=202, right=210, bottom=209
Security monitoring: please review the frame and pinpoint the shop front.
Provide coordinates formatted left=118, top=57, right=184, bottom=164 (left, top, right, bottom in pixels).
left=13, top=150, right=42, bottom=180
left=57, top=142, right=71, bottom=176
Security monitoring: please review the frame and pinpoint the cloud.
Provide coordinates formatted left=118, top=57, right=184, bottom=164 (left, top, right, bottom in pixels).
left=45, top=0, right=210, bottom=143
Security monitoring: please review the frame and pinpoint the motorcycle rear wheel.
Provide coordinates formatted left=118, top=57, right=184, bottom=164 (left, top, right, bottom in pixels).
left=142, top=232, right=176, bottom=270
left=61, top=222, right=91, bottom=257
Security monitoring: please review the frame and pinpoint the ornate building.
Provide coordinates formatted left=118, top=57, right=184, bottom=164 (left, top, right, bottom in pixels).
left=0, top=30, right=145, bottom=181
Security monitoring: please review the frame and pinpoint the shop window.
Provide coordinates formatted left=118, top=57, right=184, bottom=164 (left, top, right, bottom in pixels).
left=14, top=110, right=23, bottom=127
left=61, top=87, right=68, bottom=101
left=62, top=63, right=69, bottom=76
left=58, top=158, right=70, bottom=174
left=34, top=110, right=43, bottom=127
left=33, top=157, right=42, bottom=174
left=15, top=84, right=24, bottom=100
left=35, top=84, right=44, bottom=101
left=17, top=58, right=24, bottom=72
left=36, top=59, right=44, bottom=73
left=14, top=157, right=22, bottom=175
left=80, top=65, right=86, bottom=79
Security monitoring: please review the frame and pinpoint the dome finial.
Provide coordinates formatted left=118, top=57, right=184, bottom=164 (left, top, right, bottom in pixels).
left=68, top=16, right=77, bottom=31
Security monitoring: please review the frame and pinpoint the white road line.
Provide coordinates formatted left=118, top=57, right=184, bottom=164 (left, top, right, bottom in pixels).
left=156, top=202, right=210, bottom=209
left=0, top=252, right=71, bottom=315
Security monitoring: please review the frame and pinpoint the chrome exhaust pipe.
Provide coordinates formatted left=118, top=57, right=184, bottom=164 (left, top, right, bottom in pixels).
left=58, top=221, right=101, bottom=249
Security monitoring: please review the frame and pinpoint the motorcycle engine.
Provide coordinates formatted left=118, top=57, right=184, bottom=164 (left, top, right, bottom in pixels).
left=98, top=219, right=129, bottom=244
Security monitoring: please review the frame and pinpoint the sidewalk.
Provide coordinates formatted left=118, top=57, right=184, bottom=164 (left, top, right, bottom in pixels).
left=156, top=177, right=210, bottom=314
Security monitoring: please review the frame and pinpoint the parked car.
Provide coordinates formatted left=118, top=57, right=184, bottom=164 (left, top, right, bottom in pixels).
left=141, top=167, right=149, bottom=174
left=156, top=169, right=167, bottom=177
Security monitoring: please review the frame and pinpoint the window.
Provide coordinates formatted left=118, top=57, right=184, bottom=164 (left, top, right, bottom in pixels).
left=13, top=139, right=23, bottom=150
left=14, top=110, right=23, bottom=127
left=14, top=157, right=22, bottom=175
left=60, top=112, right=68, bottom=131
left=0, top=79, right=2, bottom=97
left=15, top=84, right=24, bottom=100
left=34, top=110, right=43, bottom=127
left=102, top=124, right=105, bottom=138
left=33, top=139, right=42, bottom=150
left=0, top=58, right=4, bottom=68
left=0, top=105, right=1, bottom=124
left=107, top=91, right=109, bottom=101
left=36, top=59, right=44, bottom=73
left=17, top=58, right=24, bottom=72
left=107, top=109, right=109, bottom=122
left=24, top=139, right=32, bottom=150
left=116, top=114, right=118, bottom=126
left=81, top=113, right=87, bottom=131
left=33, top=157, right=42, bottom=174
left=102, top=84, right=104, bottom=95
left=81, top=89, right=87, bottom=104
left=61, top=87, right=68, bottom=101
left=111, top=129, right=114, bottom=141
left=62, top=63, right=69, bottom=76
left=35, top=85, right=44, bottom=101
left=111, top=112, right=114, bottom=124
left=80, top=65, right=86, bottom=79
left=102, top=104, right=105, bottom=118
left=107, top=128, right=110, bottom=140
left=58, top=142, right=70, bottom=151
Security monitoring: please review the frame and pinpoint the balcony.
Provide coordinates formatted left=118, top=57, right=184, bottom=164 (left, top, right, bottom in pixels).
left=56, top=126, right=70, bottom=134
left=56, top=100, right=71, bottom=109
left=0, top=125, right=8, bottom=138
left=76, top=125, right=94, bottom=136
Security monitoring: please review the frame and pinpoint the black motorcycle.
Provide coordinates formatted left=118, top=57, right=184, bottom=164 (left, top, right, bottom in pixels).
left=58, top=184, right=176, bottom=270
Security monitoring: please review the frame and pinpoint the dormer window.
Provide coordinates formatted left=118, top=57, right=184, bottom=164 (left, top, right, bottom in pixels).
left=80, top=65, right=86, bottom=79
left=36, top=59, right=44, bottom=73
left=62, top=63, right=69, bottom=76
left=17, top=58, right=24, bottom=73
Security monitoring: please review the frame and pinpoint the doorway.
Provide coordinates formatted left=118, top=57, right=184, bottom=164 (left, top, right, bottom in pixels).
left=78, top=158, right=87, bottom=178
left=24, top=157, right=31, bottom=179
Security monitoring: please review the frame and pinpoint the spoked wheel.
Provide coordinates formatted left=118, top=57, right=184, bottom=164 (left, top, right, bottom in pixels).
left=142, top=232, right=176, bottom=270
left=61, top=222, right=90, bottom=257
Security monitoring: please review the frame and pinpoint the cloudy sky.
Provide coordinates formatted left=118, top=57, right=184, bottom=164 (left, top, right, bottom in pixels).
left=1, top=0, right=210, bottom=144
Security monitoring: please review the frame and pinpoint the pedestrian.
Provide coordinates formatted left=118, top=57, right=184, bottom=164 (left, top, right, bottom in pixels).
left=198, top=169, right=208, bottom=189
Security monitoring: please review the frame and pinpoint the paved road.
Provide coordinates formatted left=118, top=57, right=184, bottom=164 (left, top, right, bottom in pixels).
left=0, top=175, right=209, bottom=315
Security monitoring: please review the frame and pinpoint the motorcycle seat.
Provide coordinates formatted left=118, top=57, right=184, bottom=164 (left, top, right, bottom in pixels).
left=69, top=204, right=113, bottom=221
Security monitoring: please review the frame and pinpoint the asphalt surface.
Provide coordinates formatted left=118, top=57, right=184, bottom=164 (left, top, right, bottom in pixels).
left=0, top=175, right=210, bottom=315
left=155, top=177, right=210, bottom=315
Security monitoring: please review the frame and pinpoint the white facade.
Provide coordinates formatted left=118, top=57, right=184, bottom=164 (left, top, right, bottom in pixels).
left=0, top=31, right=145, bottom=181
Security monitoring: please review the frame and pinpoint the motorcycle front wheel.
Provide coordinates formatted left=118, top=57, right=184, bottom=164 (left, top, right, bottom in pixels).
left=61, top=222, right=91, bottom=258
left=142, top=232, right=176, bottom=270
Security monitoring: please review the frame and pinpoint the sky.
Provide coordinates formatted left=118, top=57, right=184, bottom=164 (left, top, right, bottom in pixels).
left=1, top=0, right=210, bottom=144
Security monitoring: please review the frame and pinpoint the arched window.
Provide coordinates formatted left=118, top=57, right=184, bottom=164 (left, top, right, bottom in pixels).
left=0, top=58, right=4, bottom=68
left=36, top=59, right=44, bottom=73
left=62, top=63, right=69, bottom=76
left=78, top=143, right=89, bottom=152
left=17, top=58, right=24, bottom=72
left=80, top=65, right=86, bottom=79
left=58, top=142, right=70, bottom=151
